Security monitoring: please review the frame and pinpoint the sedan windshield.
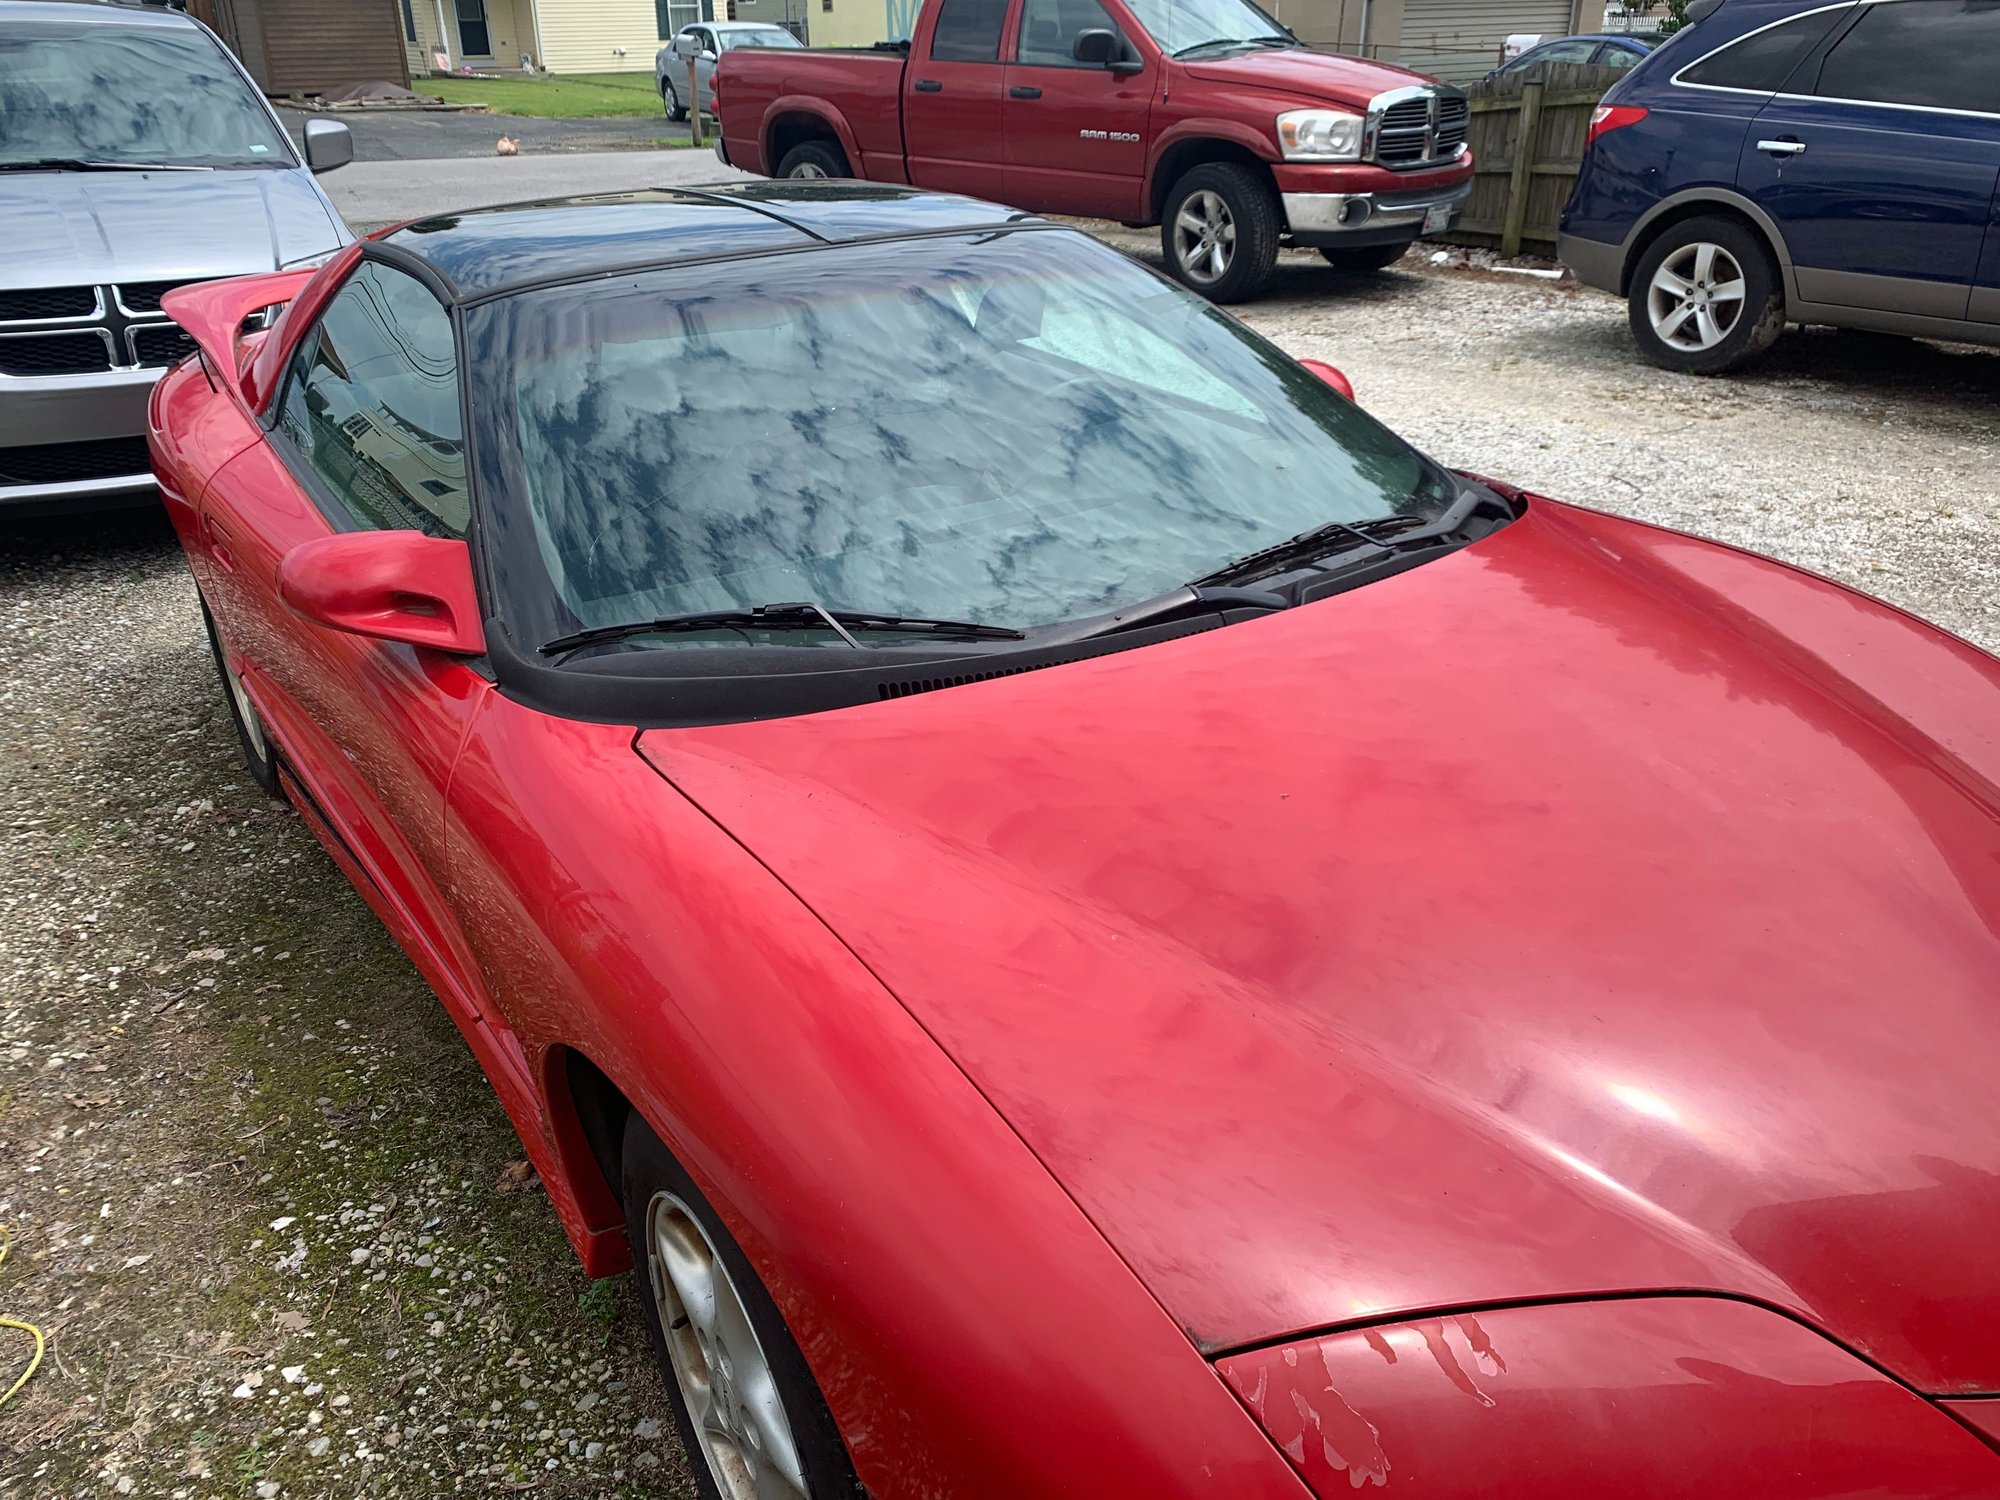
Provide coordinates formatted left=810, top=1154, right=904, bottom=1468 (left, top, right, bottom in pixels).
left=0, top=23, right=292, bottom=170
left=468, top=229, right=1455, bottom=651
left=718, top=27, right=803, bottom=49
left=1120, top=0, right=1291, bottom=56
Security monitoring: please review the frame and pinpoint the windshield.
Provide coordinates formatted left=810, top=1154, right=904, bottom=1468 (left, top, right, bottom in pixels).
left=468, top=230, right=1454, bottom=652
left=718, top=27, right=803, bottom=49
left=0, top=23, right=292, bottom=170
left=1119, top=0, right=1289, bottom=55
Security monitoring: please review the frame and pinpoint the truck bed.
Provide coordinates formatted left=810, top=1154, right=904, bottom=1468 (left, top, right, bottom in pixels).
left=717, top=45, right=909, bottom=181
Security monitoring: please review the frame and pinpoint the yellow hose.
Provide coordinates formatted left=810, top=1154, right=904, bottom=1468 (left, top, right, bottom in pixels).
left=0, top=1225, right=46, bottom=1411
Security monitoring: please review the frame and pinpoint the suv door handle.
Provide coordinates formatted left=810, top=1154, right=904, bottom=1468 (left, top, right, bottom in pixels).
left=1757, top=138, right=1806, bottom=157
left=913, top=78, right=942, bottom=92
left=1009, top=85, right=1042, bottom=99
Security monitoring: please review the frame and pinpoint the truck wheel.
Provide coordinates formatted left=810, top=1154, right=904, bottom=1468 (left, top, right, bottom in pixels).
left=622, top=1112, right=865, bottom=1500
left=1161, top=163, right=1279, bottom=304
left=776, top=141, right=848, bottom=179
left=1627, top=215, right=1785, bottom=376
left=1317, top=241, right=1412, bottom=273
left=662, top=77, right=687, bottom=122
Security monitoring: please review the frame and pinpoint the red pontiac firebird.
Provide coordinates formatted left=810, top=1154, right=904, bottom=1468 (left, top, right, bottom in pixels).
left=152, top=183, right=2000, bottom=1499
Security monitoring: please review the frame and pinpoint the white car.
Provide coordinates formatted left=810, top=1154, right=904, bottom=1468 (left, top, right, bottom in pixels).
left=654, top=20, right=802, bottom=122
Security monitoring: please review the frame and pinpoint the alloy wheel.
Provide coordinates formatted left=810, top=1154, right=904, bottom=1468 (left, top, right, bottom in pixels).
left=647, top=1192, right=808, bottom=1500
left=1173, top=189, right=1236, bottom=285
left=221, top=651, right=269, bottom=763
left=786, top=161, right=828, bottom=179
left=1647, top=241, right=1746, bottom=352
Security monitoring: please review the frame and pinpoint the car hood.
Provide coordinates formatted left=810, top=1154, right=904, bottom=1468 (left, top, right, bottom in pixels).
left=1181, top=50, right=1442, bottom=109
left=640, top=500, right=2000, bottom=1396
left=0, top=167, right=347, bottom=290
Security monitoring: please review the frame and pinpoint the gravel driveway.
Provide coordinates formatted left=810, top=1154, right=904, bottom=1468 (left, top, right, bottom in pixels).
left=2, top=255, right=1994, bottom=1498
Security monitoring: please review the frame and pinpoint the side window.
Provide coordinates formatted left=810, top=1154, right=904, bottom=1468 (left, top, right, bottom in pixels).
left=1529, top=39, right=1606, bottom=65
left=930, top=0, right=1010, bottom=61
left=1016, top=0, right=1120, bottom=66
left=275, top=262, right=468, bottom=537
left=1814, top=0, right=1998, bottom=112
left=1678, top=10, right=1849, bottom=91
left=1592, top=41, right=1643, bottom=68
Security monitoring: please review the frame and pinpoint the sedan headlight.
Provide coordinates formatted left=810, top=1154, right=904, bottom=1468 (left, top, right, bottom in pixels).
left=1275, top=109, right=1364, bottom=162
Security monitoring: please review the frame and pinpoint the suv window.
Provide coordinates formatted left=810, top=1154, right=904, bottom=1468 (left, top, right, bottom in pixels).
left=276, top=262, right=468, bottom=537
left=1814, top=0, right=1998, bottom=113
left=930, top=0, right=1010, bottom=60
left=1678, top=10, right=1848, bottom=91
left=1017, top=0, right=1120, bottom=65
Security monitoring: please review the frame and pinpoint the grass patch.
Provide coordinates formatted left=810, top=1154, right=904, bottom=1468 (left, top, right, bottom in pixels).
left=424, top=70, right=668, bottom=118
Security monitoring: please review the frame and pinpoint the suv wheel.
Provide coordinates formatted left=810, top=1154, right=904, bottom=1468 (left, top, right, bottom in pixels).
left=1161, top=163, right=1279, bottom=304
left=776, top=141, right=847, bottom=179
left=622, top=1112, right=864, bottom=1500
left=1628, top=216, right=1785, bottom=375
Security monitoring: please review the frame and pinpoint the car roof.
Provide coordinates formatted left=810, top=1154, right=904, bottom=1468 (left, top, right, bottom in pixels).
left=707, top=18, right=793, bottom=26
left=375, top=182, right=1049, bottom=300
left=1, top=0, right=196, bottom=26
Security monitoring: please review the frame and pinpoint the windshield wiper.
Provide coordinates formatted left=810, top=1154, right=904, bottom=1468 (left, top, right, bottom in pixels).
left=0, top=157, right=214, bottom=173
left=1033, top=585, right=1289, bottom=648
left=1193, top=486, right=1496, bottom=590
left=541, top=601, right=1026, bottom=660
left=1172, top=35, right=1297, bottom=56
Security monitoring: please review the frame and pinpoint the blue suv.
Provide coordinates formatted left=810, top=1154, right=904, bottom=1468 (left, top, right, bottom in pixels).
left=1559, top=0, right=2000, bottom=373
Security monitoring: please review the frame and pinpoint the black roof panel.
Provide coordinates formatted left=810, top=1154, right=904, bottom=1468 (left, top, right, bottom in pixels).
left=377, top=183, right=1052, bottom=299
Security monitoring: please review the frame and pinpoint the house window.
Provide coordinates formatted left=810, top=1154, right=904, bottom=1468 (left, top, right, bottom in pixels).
left=400, top=0, right=417, bottom=41
left=822, top=0, right=832, bottom=9
left=656, top=0, right=672, bottom=37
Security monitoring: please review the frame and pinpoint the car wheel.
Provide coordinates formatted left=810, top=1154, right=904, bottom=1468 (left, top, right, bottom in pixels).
left=200, top=598, right=281, bottom=799
left=1161, top=163, right=1279, bottom=304
left=775, top=142, right=847, bottom=179
left=621, top=1112, right=864, bottom=1500
left=1316, top=241, right=1414, bottom=274
left=662, top=78, right=688, bottom=122
left=1627, top=216, right=1785, bottom=375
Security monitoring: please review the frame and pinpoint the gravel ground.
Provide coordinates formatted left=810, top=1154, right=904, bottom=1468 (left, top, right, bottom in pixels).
left=1, top=254, right=1995, bottom=1498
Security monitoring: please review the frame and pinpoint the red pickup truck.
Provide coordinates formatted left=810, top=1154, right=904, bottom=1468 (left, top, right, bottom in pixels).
left=713, top=0, right=1473, bottom=302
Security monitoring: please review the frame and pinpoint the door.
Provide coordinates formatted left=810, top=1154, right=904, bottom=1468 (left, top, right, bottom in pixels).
left=904, top=0, right=1014, bottom=198
left=692, top=25, right=719, bottom=111
left=455, top=0, right=492, bottom=57
left=1002, top=0, right=1152, bottom=217
left=1976, top=175, right=2000, bottom=324
left=197, top=258, right=495, bottom=1036
left=1740, top=0, right=2000, bottom=321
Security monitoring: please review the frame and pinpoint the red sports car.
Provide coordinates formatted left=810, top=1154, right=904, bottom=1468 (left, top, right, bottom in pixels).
left=152, top=183, right=2000, bottom=1499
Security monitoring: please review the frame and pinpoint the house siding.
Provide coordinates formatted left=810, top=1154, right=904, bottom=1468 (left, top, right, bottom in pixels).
left=407, top=0, right=539, bottom=74
left=536, top=0, right=663, bottom=73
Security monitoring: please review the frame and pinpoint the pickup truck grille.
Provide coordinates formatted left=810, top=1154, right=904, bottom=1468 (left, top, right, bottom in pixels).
left=0, top=279, right=212, bottom=376
left=1371, top=90, right=1470, bottom=169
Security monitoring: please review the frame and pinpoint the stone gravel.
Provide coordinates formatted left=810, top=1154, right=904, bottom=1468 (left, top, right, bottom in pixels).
left=1, top=253, right=1994, bottom=1497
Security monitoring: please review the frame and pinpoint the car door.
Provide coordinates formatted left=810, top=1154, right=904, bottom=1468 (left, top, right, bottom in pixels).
left=195, top=256, right=497, bottom=1038
left=1738, top=0, right=1999, bottom=321
left=694, top=26, right=719, bottom=112
left=904, top=0, right=1015, bottom=199
left=1002, top=0, right=1153, bottom=218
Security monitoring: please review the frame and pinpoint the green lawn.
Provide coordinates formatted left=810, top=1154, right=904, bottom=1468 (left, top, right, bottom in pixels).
left=424, top=70, right=667, bottom=118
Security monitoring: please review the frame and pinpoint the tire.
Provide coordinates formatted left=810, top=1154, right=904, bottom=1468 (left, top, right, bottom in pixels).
left=1317, top=240, right=1413, bottom=274
left=1160, top=162, right=1280, bottom=304
left=1627, top=215, right=1785, bottom=375
left=775, top=141, right=848, bottom=180
left=662, top=78, right=687, bottom=123
left=200, top=597, right=281, bottom=800
left=621, top=1112, right=863, bottom=1500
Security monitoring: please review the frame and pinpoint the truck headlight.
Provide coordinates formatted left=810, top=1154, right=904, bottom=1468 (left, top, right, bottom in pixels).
left=1276, top=109, right=1364, bottom=161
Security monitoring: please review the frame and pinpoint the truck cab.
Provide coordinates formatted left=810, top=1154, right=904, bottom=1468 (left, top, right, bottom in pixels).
left=715, top=0, right=1474, bottom=301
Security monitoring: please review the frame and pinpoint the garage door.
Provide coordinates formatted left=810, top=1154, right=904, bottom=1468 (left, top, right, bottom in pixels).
left=1396, top=0, right=1574, bottom=83
left=257, top=0, right=411, bottom=94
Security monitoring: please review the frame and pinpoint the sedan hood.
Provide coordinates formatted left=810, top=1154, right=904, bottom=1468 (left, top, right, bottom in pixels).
left=1182, top=50, right=1441, bottom=109
left=641, top=501, right=2000, bottom=1395
left=0, top=168, right=346, bottom=290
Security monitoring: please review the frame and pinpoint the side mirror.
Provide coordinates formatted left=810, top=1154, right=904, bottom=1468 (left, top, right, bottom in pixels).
left=699, top=48, right=718, bottom=61
left=279, top=531, right=485, bottom=655
left=1299, top=358, right=1355, bottom=402
left=302, top=117, right=353, bottom=174
left=1072, top=28, right=1118, bottom=64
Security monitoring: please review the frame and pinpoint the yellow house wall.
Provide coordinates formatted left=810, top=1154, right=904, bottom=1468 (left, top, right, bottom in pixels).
left=535, top=0, right=665, bottom=73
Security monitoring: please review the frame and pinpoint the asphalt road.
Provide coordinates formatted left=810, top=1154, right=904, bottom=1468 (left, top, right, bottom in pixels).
left=319, top=145, right=750, bottom=233
left=278, top=106, right=691, bottom=162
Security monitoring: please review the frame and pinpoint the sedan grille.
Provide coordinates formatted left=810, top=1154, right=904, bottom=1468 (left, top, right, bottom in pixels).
left=1372, top=90, right=1470, bottom=168
left=118, top=279, right=203, bottom=315
left=0, top=435, right=152, bottom=487
left=0, top=332, right=114, bottom=376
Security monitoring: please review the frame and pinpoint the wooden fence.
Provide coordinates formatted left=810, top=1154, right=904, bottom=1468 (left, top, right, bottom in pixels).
left=1440, top=62, right=1631, bottom=258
